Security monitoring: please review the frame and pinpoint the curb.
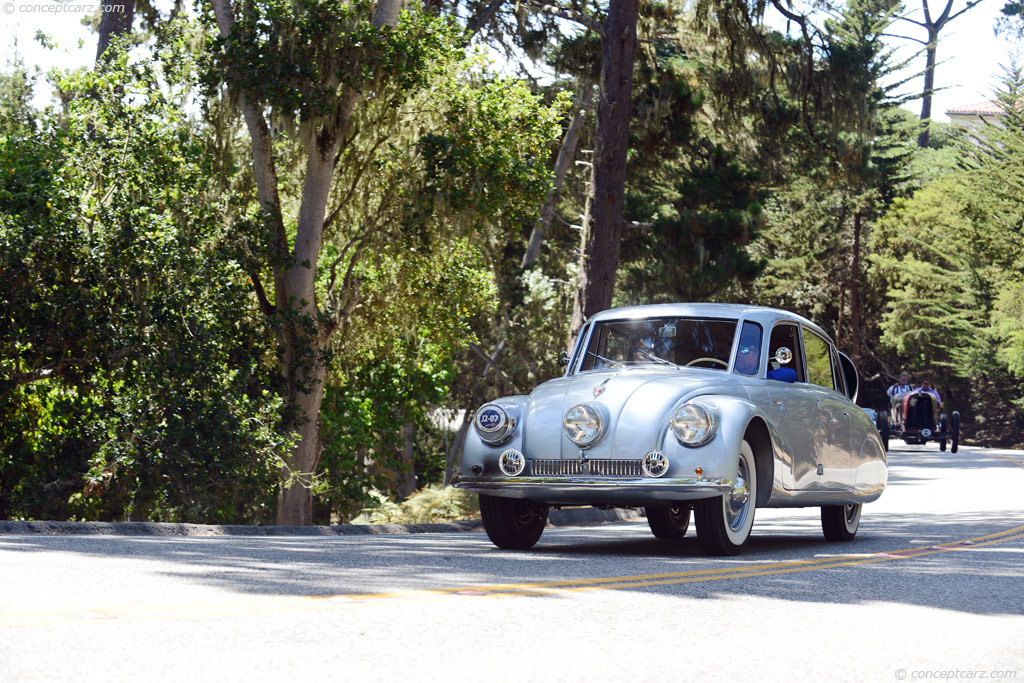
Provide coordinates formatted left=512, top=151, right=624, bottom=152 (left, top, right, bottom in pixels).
left=0, top=507, right=643, bottom=537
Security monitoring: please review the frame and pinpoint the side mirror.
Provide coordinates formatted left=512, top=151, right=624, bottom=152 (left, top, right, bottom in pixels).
left=772, top=347, right=793, bottom=365
left=557, top=351, right=570, bottom=367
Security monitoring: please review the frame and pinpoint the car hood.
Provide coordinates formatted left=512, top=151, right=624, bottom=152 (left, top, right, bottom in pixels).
left=521, top=367, right=739, bottom=460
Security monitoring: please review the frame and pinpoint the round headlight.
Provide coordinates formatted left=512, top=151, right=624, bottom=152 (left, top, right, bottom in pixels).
left=642, top=450, right=670, bottom=478
left=563, top=403, right=605, bottom=446
left=671, top=403, right=716, bottom=446
left=499, top=449, right=526, bottom=476
left=474, top=403, right=515, bottom=445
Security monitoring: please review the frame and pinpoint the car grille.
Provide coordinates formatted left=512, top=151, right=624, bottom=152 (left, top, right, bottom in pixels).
left=528, top=459, right=643, bottom=478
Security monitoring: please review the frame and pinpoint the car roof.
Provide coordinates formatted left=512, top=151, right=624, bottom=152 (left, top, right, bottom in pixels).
left=587, top=303, right=832, bottom=344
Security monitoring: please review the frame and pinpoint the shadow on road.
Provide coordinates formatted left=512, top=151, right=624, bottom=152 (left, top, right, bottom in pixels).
left=2, top=444, right=1022, bottom=617
left=2, top=507, right=1022, bottom=617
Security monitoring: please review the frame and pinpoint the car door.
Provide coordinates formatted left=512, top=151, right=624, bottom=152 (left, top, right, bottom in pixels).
left=803, top=329, right=853, bottom=492
left=764, top=323, right=821, bottom=490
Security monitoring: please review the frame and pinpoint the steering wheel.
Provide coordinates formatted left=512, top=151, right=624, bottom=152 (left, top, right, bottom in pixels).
left=685, top=357, right=728, bottom=368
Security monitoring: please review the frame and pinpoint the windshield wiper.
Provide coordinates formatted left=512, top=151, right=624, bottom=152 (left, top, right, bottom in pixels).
left=587, top=351, right=622, bottom=368
left=633, top=347, right=678, bottom=368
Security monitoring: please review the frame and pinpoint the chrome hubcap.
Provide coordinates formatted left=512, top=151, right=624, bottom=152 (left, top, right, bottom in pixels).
left=726, top=459, right=751, bottom=532
left=843, top=505, right=860, bottom=528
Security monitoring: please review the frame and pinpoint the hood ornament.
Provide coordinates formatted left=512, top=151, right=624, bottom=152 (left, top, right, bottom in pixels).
left=592, top=378, right=609, bottom=398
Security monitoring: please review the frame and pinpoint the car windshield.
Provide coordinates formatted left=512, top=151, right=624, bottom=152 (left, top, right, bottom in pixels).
left=578, top=318, right=737, bottom=372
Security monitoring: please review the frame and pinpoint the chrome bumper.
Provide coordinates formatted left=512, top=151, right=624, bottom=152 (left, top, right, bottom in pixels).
left=451, top=474, right=732, bottom=504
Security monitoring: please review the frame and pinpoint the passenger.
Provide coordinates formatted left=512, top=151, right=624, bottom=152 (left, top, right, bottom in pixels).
left=767, top=365, right=797, bottom=382
left=887, top=373, right=912, bottom=400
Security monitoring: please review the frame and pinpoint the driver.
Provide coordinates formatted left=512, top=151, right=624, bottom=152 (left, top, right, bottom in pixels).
left=735, top=343, right=759, bottom=374
left=631, top=337, right=656, bottom=362
left=918, top=378, right=942, bottom=407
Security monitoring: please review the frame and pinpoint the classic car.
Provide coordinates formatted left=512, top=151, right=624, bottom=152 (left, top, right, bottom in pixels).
left=887, top=389, right=960, bottom=453
left=453, top=303, right=888, bottom=556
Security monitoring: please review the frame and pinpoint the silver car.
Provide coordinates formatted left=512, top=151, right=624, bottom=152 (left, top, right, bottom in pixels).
left=453, top=303, right=887, bottom=555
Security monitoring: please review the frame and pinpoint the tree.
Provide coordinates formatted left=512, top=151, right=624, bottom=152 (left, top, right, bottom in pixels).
left=568, top=0, right=640, bottom=345
left=206, top=0, right=564, bottom=524
left=1, top=32, right=287, bottom=521
left=870, top=61, right=1024, bottom=443
left=890, top=0, right=989, bottom=147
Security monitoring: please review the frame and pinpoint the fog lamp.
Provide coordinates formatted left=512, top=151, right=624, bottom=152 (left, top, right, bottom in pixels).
left=642, top=450, right=670, bottom=478
left=498, top=449, right=526, bottom=477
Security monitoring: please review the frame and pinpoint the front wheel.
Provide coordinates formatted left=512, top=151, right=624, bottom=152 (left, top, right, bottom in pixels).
left=821, top=503, right=862, bottom=542
left=646, top=505, right=691, bottom=539
left=695, top=440, right=757, bottom=556
left=479, top=495, right=549, bottom=550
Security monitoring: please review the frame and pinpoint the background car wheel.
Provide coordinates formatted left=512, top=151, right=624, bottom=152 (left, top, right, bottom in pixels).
left=646, top=505, right=691, bottom=540
left=479, top=494, right=549, bottom=550
left=821, top=503, right=862, bottom=542
left=939, top=415, right=948, bottom=451
left=695, top=439, right=756, bottom=556
left=951, top=411, right=960, bottom=454
left=878, top=417, right=890, bottom=453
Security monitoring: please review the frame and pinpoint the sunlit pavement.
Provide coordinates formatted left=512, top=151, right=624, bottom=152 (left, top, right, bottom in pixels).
left=0, top=441, right=1022, bottom=683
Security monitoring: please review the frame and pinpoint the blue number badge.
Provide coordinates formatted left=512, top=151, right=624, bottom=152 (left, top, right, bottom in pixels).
left=476, top=406, right=507, bottom=433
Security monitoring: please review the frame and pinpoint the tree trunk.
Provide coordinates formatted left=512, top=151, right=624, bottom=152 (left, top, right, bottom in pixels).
left=850, top=210, right=862, bottom=364
left=836, top=286, right=845, bottom=348
left=398, top=422, right=416, bottom=498
left=374, top=0, right=404, bottom=27
left=568, top=0, right=639, bottom=347
left=917, top=27, right=939, bottom=148
left=95, top=0, right=137, bottom=63
left=522, top=83, right=593, bottom=269
left=211, top=0, right=402, bottom=526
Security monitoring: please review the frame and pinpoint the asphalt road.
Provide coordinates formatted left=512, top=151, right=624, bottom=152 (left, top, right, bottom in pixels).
left=1, top=443, right=1023, bottom=683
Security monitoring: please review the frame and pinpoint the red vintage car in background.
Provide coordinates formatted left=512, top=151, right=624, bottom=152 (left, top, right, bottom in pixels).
left=882, top=389, right=960, bottom=453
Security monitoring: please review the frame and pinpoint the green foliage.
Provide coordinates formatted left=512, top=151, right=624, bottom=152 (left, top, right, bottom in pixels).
left=416, top=74, right=569, bottom=235
left=319, top=240, right=496, bottom=516
left=206, top=0, right=462, bottom=125
left=349, top=485, right=478, bottom=524
left=870, top=178, right=984, bottom=371
left=0, top=28, right=289, bottom=522
left=615, top=37, right=766, bottom=304
left=870, top=60, right=1024, bottom=442
left=992, top=282, right=1024, bottom=381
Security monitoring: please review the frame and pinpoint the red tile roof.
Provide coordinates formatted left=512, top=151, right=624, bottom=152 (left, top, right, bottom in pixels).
left=946, top=100, right=1007, bottom=116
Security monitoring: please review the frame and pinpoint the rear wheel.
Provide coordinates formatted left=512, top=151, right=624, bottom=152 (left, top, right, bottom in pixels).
left=951, top=411, right=961, bottom=454
left=821, top=503, right=862, bottom=542
left=939, top=415, right=948, bottom=451
left=479, top=495, right=549, bottom=550
left=695, top=440, right=756, bottom=556
left=646, top=505, right=691, bottom=539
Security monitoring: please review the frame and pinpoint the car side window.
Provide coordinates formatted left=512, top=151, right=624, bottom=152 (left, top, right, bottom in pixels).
left=767, top=323, right=805, bottom=382
left=804, top=330, right=836, bottom=391
left=734, top=321, right=763, bottom=376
